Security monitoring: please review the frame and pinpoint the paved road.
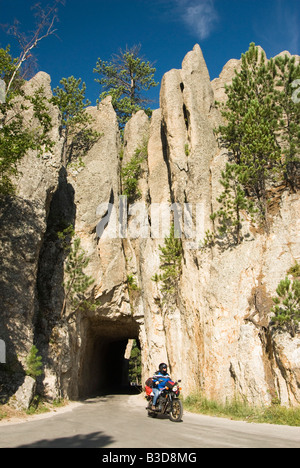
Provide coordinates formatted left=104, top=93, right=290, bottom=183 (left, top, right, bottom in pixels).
left=0, top=393, right=299, bottom=448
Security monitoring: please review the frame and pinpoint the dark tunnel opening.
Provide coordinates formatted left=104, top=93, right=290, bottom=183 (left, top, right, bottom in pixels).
left=77, top=318, right=141, bottom=398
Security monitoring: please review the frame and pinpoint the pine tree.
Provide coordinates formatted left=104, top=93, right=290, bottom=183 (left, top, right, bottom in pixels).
left=128, top=340, right=141, bottom=385
left=157, top=224, right=182, bottom=300
left=121, top=142, right=147, bottom=203
left=52, top=76, right=100, bottom=167
left=274, top=54, right=300, bottom=189
left=215, top=43, right=287, bottom=231
left=60, top=235, right=95, bottom=317
left=26, top=345, right=43, bottom=380
left=238, top=98, right=281, bottom=223
left=271, top=277, right=300, bottom=337
left=211, top=163, right=257, bottom=244
left=94, top=45, right=158, bottom=129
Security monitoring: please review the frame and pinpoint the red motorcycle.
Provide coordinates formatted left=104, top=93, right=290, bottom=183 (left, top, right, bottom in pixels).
left=145, top=379, right=183, bottom=422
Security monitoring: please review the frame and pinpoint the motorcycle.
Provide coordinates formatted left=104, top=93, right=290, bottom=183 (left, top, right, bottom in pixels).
left=145, top=379, right=183, bottom=422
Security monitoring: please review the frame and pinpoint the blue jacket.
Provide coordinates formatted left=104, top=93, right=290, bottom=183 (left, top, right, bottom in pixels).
left=152, top=371, right=171, bottom=390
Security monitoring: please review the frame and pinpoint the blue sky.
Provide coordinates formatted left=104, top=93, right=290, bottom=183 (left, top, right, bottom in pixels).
left=0, top=0, right=299, bottom=108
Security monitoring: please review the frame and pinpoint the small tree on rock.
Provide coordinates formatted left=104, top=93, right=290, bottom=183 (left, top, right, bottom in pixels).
left=26, top=345, right=43, bottom=380
left=52, top=76, right=100, bottom=167
left=155, top=224, right=183, bottom=303
left=58, top=226, right=95, bottom=318
left=211, top=162, right=257, bottom=244
left=216, top=43, right=282, bottom=231
left=94, top=45, right=158, bottom=129
left=271, top=277, right=300, bottom=337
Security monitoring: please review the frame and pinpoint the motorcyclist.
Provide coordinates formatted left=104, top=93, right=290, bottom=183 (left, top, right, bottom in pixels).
left=151, top=362, right=171, bottom=410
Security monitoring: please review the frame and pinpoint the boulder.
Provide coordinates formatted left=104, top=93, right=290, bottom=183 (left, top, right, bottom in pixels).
left=11, top=376, right=36, bottom=410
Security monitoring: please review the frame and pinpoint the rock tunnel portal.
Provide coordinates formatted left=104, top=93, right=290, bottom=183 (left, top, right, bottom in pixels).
left=77, top=317, right=141, bottom=398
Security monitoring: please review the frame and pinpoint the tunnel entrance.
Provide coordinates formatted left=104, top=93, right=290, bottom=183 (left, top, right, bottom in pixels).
left=77, top=317, right=141, bottom=398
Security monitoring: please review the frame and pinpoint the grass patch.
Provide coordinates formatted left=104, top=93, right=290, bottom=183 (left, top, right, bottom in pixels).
left=0, top=397, right=67, bottom=421
left=183, top=394, right=300, bottom=427
left=0, top=404, right=27, bottom=421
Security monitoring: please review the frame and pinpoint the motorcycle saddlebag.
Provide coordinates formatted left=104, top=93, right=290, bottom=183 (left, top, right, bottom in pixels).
left=145, top=377, right=154, bottom=396
left=145, top=377, right=153, bottom=388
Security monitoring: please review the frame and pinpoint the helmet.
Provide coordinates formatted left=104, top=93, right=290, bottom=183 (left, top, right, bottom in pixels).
left=159, top=363, right=168, bottom=375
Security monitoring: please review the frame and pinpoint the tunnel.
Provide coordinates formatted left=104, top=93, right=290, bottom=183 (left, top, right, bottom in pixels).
left=77, top=317, right=141, bottom=398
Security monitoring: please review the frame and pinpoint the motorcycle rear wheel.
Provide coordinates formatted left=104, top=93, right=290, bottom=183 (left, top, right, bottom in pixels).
left=169, top=399, right=183, bottom=422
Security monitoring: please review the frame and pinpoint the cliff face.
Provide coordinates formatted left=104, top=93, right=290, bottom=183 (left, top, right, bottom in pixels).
left=0, top=72, right=62, bottom=397
left=1, top=46, right=300, bottom=406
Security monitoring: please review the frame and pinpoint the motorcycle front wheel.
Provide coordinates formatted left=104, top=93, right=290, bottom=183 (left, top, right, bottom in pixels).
left=169, top=398, right=183, bottom=422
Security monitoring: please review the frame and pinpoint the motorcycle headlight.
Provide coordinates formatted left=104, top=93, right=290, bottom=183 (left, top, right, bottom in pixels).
left=173, top=385, right=178, bottom=392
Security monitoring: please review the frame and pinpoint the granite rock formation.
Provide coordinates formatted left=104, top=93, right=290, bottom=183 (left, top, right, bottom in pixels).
left=0, top=46, right=299, bottom=407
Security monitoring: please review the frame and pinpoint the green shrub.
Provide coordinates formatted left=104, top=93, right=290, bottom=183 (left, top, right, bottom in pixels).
left=26, top=346, right=43, bottom=380
left=152, top=224, right=182, bottom=302
left=271, top=277, right=300, bottom=337
left=121, top=142, right=147, bottom=203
